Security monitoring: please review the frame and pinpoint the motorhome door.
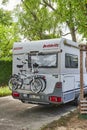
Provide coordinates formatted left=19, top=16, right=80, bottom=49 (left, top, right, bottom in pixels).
left=62, top=76, right=75, bottom=103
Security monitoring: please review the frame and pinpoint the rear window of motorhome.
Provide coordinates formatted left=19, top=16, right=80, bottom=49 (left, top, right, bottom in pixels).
left=65, top=53, right=78, bottom=68
left=28, top=53, right=58, bottom=68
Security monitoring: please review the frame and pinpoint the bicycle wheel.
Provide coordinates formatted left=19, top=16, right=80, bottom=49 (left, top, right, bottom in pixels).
left=8, top=75, right=23, bottom=90
left=30, top=78, right=43, bottom=93
left=39, top=78, right=46, bottom=92
left=8, top=76, right=18, bottom=90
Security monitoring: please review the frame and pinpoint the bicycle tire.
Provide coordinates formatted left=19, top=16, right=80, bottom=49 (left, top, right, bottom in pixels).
left=30, top=78, right=43, bottom=93
left=8, top=76, right=18, bottom=90
left=39, top=77, right=46, bottom=92
left=8, top=74, right=23, bottom=90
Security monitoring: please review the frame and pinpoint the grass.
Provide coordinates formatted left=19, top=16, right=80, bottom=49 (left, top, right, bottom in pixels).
left=78, top=113, right=87, bottom=120
left=0, top=86, right=12, bottom=97
left=0, top=59, right=12, bottom=97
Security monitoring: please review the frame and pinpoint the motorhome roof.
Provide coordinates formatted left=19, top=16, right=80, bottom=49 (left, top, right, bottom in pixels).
left=13, top=38, right=78, bottom=54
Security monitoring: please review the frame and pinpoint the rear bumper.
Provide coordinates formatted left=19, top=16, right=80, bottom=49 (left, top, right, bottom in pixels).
left=12, top=89, right=63, bottom=105
left=12, top=90, right=50, bottom=105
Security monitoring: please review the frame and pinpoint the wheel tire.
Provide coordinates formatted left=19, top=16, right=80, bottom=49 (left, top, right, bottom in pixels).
left=8, top=74, right=23, bottom=90
left=39, top=78, right=46, bottom=92
left=8, top=76, right=18, bottom=90
left=30, top=78, right=43, bottom=93
left=74, top=96, right=80, bottom=106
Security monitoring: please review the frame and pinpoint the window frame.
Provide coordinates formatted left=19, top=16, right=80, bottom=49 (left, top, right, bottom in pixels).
left=28, top=52, right=58, bottom=68
left=65, top=53, right=78, bottom=68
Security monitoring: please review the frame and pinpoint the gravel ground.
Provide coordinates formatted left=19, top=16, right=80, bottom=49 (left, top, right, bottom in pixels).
left=0, top=96, right=76, bottom=130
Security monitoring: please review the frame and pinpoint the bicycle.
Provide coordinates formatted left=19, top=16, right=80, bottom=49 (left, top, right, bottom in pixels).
left=8, top=57, right=46, bottom=93
left=8, top=58, right=26, bottom=90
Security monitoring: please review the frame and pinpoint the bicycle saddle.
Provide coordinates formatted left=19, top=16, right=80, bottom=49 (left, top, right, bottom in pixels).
left=17, top=65, right=23, bottom=68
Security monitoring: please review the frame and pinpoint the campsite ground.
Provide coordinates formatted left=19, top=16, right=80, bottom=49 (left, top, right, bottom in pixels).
left=0, top=96, right=87, bottom=130
left=41, top=109, right=87, bottom=130
left=0, top=96, right=76, bottom=130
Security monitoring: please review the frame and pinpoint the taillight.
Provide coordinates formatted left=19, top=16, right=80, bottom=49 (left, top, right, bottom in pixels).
left=12, top=92, right=20, bottom=97
left=55, top=82, right=62, bottom=88
left=49, top=96, right=62, bottom=102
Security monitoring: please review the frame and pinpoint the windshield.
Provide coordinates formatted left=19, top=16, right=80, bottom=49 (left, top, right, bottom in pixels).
left=28, top=53, right=58, bottom=68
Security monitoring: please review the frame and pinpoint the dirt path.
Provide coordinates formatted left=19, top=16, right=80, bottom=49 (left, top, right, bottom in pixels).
left=41, top=110, right=87, bottom=130
left=0, top=96, right=76, bottom=130
left=54, top=114, right=87, bottom=130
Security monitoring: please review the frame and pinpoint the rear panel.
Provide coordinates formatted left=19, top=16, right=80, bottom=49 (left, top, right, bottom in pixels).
left=11, top=38, right=82, bottom=105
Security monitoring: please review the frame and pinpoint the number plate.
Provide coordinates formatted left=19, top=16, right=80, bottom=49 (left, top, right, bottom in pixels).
left=23, top=94, right=28, bottom=97
left=29, top=95, right=40, bottom=99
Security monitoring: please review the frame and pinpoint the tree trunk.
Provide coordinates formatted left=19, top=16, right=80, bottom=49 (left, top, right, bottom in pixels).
left=66, top=21, right=77, bottom=42
left=69, top=26, right=77, bottom=42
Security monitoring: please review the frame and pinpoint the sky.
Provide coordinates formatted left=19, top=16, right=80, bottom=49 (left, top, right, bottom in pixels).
left=0, top=0, right=21, bottom=10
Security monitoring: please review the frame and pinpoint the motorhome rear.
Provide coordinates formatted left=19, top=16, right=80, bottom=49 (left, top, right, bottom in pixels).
left=9, top=38, right=87, bottom=105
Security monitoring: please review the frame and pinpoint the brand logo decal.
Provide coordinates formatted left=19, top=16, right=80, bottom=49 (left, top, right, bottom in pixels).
left=43, top=44, right=58, bottom=48
left=13, top=47, right=23, bottom=50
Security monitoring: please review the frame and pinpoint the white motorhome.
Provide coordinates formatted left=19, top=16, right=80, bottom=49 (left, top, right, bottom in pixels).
left=9, top=38, right=87, bottom=105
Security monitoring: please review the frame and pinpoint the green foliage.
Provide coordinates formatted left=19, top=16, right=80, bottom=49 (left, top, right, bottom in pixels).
left=0, top=86, right=11, bottom=97
left=15, top=0, right=87, bottom=41
left=15, top=0, right=60, bottom=40
left=1, top=0, right=8, bottom=5
left=0, top=8, right=20, bottom=58
left=0, top=9, right=12, bottom=25
left=0, top=59, right=12, bottom=86
left=0, top=23, right=20, bottom=57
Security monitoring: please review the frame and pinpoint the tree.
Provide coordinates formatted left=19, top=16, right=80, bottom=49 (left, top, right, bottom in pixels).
left=40, top=0, right=87, bottom=42
left=0, top=8, right=20, bottom=58
left=15, top=0, right=61, bottom=40
left=76, top=0, right=87, bottom=39
left=16, top=0, right=87, bottom=42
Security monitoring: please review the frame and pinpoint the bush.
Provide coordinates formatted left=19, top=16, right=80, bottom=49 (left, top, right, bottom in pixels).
left=0, top=59, right=12, bottom=86
left=0, top=86, right=11, bottom=97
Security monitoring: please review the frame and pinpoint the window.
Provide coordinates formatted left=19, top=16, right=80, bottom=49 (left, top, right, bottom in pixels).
left=28, top=53, right=58, bottom=68
left=65, top=53, right=78, bottom=68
